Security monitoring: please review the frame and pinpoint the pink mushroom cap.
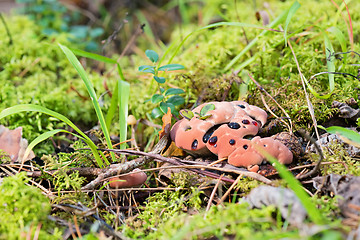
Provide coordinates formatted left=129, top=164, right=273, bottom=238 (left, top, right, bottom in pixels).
left=108, top=169, right=147, bottom=188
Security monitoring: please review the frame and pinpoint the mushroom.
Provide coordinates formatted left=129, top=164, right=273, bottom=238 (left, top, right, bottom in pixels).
left=170, top=101, right=267, bottom=156
left=205, top=117, right=260, bottom=159
left=108, top=168, right=147, bottom=188
left=170, top=100, right=293, bottom=172
left=227, top=137, right=293, bottom=172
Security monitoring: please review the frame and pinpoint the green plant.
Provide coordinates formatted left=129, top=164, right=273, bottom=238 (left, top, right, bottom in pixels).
left=0, top=104, right=109, bottom=167
left=0, top=43, right=132, bottom=166
left=69, top=47, right=130, bottom=150
left=139, top=50, right=185, bottom=118
left=16, top=0, right=104, bottom=51
left=180, top=103, right=215, bottom=120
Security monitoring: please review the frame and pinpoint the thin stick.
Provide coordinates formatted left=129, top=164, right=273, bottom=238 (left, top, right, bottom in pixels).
left=247, top=72, right=293, bottom=132
left=296, top=129, right=323, bottom=180
left=287, top=40, right=321, bottom=142
left=0, top=13, right=12, bottom=45
left=207, top=157, right=227, bottom=167
left=217, top=174, right=243, bottom=206
left=205, top=174, right=224, bottom=214
left=68, top=221, right=77, bottom=239
left=33, top=223, right=42, bottom=240
left=73, top=215, right=82, bottom=238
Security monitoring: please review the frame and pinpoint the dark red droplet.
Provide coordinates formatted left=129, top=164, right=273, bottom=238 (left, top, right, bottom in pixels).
left=242, top=119, right=250, bottom=124
left=243, top=145, right=248, bottom=149
left=208, top=136, right=218, bottom=145
left=191, top=140, right=198, bottom=150
left=229, top=139, right=236, bottom=145
left=252, top=121, right=258, bottom=126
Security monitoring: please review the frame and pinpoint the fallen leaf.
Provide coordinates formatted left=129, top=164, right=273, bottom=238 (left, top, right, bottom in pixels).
left=159, top=107, right=172, bottom=140
left=313, top=174, right=360, bottom=217
left=0, top=125, right=35, bottom=163
left=244, top=185, right=307, bottom=226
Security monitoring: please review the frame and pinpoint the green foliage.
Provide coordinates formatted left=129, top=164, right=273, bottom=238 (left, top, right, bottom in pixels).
left=311, top=142, right=360, bottom=176
left=256, top=146, right=324, bottom=225
left=0, top=16, right=107, bottom=155
left=123, top=188, right=202, bottom=238
left=0, top=172, right=62, bottom=239
left=69, top=47, right=130, bottom=150
left=0, top=104, right=109, bottom=168
left=59, top=44, right=116, bottom=163
left=53, top=169, right=86, bottom=196
left=135, top=202, right=298, bottom=239
left=139, top=49, right=185, bottom=118
left=16, top=0, right=104, bottom=51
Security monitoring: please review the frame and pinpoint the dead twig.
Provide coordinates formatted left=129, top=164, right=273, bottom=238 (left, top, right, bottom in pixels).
left=287, top=40, right=321, bottom=143
left=217, top=174, right=243, bottom=206
left=205, top=174, right=224, bottom=214
left=247, top=72, right=293, bottom=132
left=81, top=135, right=169, bottom=190
left=296, top=129, right=324, bottom=180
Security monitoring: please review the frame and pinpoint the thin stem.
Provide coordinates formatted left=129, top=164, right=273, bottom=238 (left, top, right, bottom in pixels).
left=0, top=13, right=12, bottom=45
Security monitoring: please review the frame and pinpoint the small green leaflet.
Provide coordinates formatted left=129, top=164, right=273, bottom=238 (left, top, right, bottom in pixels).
left=165, top=88, right=185, bottom=96
left=145, top=50, right=159, bottom=63
left=151, top=94, right=164, bottom=104
left=151, top=107, right=162, bottom=119
left=154, top=76, right=166, bottom=83
left=180, top=109, right=194, bottom=120
left=166, top=95, right=185, bottom=106
left=139, top=65, right=155, bottom=74
left=200, top=103, right=215, bottom=117
left=160, top=102, right=175, bottom=114
left=158, top=64, right=185, bottom=71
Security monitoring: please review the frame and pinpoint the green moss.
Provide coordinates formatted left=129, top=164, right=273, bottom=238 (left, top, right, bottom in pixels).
left=123, top=188, right=203, bottom=238
left=311, top=142, right=360, bottom=176
left=143, top=203, right=298, bottom=240
left=0, top=172, right=62, bottom=239
left=0, top=16, right=108, bottom=154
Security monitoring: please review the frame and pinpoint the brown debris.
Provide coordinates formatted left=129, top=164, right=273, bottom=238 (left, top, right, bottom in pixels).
left=0, top=125, right=35, bottom=163
left=313, top=174, right=360, bottom=218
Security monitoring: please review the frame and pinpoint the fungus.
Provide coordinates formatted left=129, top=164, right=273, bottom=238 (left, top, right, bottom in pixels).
left=170, top=101, right=293, bottom=172
left=108, top=169, right=147, bottom=188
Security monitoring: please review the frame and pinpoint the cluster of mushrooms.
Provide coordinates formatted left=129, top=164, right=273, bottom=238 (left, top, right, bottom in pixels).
left=170, top=101, right=293, bottom=172
left=109, top=100, right=294, bottom=188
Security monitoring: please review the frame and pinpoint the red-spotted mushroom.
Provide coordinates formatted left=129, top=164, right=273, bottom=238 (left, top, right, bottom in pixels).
left=170, top=101, right=267, bottom=156
left=171, top=100, right=294, bottom=172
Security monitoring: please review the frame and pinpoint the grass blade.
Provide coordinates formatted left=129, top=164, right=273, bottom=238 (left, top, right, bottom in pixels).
left=118, top=80, right=130, bottom=150
left=166, top=21, right=285, bottom=68
left=327, top=26, right=347, bottom=63
left=322, top=126, right=360, bottom=147
left=23, top=129, right=86, bottom=161
left=0, top=104, right=108, bottom=167
left=59, top=44, right=115, bottom=163
left=70, top=47, right=117, bottom=64
left=284, top=1, right=301, bottom=46
left=105, top=81, right=119, bottom=130
left=300, top=29, right=335, bottom=99
left=224, top=7, right=289, bottom=71
left=253, top=144, right=324, bottom=224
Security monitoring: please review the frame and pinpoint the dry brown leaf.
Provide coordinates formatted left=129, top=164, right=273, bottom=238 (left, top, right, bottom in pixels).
left=0, top=125, right=35, bottom=163
left=159, top=107, right=172, bottom=140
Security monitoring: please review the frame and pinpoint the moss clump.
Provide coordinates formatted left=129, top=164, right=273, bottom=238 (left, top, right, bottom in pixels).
left=313, top=142, right=360, bottom=176
left=144, top=203, right=298, bottom=240
left=123, top=188, right=203, bottom=238
left=0, top=16, right=108, bottom=154
left=0, top=172, right=62, bottom=239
